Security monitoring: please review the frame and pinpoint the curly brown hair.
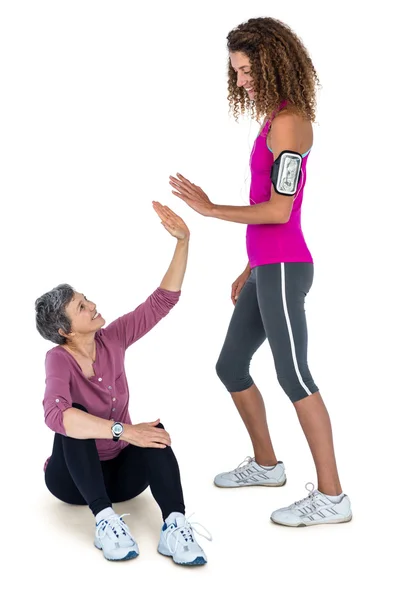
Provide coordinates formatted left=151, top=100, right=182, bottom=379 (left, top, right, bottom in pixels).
left=227, top=17, right=320, bottom=122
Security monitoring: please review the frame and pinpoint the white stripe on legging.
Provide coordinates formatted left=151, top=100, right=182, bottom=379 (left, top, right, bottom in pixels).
left=280, top=263, right=312, bottom=396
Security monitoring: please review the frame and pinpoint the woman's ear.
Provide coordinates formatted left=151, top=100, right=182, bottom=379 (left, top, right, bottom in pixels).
left=58, top=327, right=74, bottom=340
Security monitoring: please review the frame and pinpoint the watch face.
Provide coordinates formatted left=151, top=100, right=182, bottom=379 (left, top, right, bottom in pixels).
left=112, top=423, right=123, bottom=436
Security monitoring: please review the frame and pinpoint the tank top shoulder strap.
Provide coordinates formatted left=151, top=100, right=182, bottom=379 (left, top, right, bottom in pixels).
left=263, top=99, right=289, bottom=136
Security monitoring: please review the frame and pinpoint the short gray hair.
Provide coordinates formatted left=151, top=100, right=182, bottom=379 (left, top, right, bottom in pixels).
left=35, top=284, right=75, bottom=345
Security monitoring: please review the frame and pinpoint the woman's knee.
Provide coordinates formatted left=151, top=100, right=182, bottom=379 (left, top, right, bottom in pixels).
left=215, top=354, right=236, bottom=385
left=215, top=355, right=234, bottom=388
left=215, top=356, right=253, bottom=393
left=215, top=355, right=226, bottom=381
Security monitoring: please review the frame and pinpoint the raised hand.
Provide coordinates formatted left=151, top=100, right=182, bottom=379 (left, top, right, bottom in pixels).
left=152, top=202, right=190, bottom=241
left=169, top=173, right=215, bottom=217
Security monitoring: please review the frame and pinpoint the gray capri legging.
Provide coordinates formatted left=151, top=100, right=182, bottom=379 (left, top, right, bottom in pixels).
left=216, top=262, right=319, bottom=403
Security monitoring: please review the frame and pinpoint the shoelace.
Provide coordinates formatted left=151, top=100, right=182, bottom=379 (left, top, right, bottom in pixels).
left=233, top=456, right=255, bottom=472
left=166, top=514, right=212, bottom=555
left=291, top=482, right=319, bottom=510
left=96, top=513, right=131, bottom=541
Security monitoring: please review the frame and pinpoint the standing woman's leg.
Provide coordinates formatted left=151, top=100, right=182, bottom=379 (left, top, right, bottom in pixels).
left=255, top=263, right=342, bottom=495
left=215, top=271, right=278, bottom=466
left=293, top=393, right=342, bottom=494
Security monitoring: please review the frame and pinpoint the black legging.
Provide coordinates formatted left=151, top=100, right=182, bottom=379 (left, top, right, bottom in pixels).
left=45, top=404, right=185, bottom=520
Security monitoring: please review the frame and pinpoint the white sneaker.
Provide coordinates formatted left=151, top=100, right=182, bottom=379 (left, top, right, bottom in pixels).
left=158, top=514, right=212, bottom=566
left=214, top=456, right=286, bottom=488
left=270, top=483, right=352, bottom=527
left=94, top=513, right=139, bottom=560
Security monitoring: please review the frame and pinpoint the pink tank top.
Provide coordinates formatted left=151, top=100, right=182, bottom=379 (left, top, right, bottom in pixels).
left=246, top=101, right=313, bottom=268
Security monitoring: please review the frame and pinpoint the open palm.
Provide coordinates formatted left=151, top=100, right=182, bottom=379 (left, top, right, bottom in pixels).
left=152, top=202, right=190, bottom=241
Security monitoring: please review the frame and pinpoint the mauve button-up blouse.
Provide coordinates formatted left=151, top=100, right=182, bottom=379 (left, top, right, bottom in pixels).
left=42, top=287, right=181, bottom=468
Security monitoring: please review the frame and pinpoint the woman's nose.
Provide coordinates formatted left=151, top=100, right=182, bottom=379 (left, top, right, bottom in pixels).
left=237, top=73, right=248, bottom=88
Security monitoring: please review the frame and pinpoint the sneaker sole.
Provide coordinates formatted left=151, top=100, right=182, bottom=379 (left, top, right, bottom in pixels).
left=158, top=549, right=207, bottom=566
left=94, top=543, right=139, bottom=561
left=214, top=477, right=287, bottom=489
left=270, top=513, right=353, bottom=527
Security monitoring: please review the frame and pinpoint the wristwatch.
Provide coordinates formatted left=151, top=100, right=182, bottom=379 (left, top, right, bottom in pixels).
left=111, top=421, right=124, bottom=442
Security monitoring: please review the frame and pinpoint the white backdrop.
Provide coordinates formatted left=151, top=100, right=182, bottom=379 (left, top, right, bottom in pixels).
left=1, top=0, right=398, bottom=597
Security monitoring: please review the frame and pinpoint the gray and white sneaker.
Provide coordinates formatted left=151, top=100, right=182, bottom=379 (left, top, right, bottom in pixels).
left=270, top=482, right=352, bottom=527
left=94, top=513, right=139, bottom=561
left=214, top=456, right=286, bottom=488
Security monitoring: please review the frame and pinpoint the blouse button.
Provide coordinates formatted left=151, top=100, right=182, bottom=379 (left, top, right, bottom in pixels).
left=55, top=398, right=59, bottom=403
left=112, top=398, right=116, bottom=402
left=108, top=385, right=112, bottom=390
left=98, top=377, right=102, bottom=382
left=112, top=408, right=115, bottom=412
